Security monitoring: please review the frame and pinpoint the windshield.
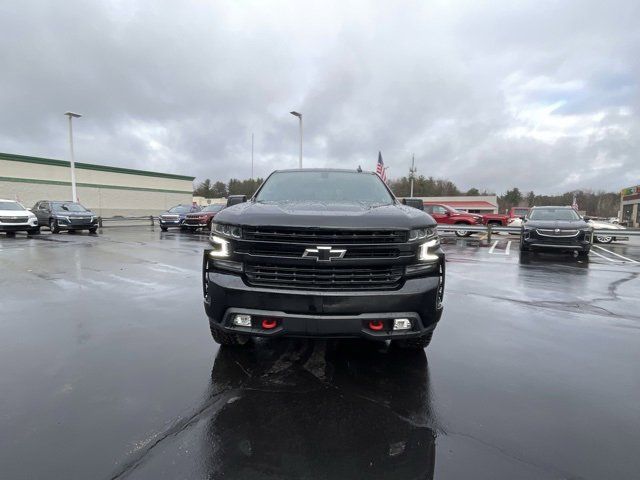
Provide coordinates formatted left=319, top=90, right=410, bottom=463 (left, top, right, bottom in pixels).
left=203, top=204, right=224, bottom=213
left=513, top=208, right=529, bottom=216
left=52, top=202, right=88, bottom=212
left=0, top=201, right=25, bottom=211
left=255, top=171, right=394, bottom=205
left=168, top=206, right=193, bottom=213
left=529, top=208, right=581, bottom=221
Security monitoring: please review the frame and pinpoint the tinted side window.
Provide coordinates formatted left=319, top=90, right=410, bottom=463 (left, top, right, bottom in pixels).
left=433, top=206, right=447, bottom=214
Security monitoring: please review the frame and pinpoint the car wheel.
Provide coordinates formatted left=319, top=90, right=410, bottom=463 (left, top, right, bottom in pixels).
left=210, top=323, right=250, bottom=346
left=595, top=235, right=613, bottom=244
left=160, top=227, right=168, bottom=232
left=68, top=229, right=76, bottom=234
left=578, top=250, right=589, bottom=258
left=89, top=228, right=97, bottom=234
left=27, top=227, right=40, bottom=235
left=393, top=331, right=433, bottom=350
left=6, top=231, right=16, bottom=237
left=49, top=219, right=60, bottom=234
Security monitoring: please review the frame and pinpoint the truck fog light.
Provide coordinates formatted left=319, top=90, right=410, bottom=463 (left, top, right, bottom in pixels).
left=393, top=318, right=412, bottom=330
left=232, top=314, right=252, bottom=327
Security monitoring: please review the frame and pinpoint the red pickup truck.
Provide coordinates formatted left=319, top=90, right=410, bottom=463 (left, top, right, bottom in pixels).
left=482, top=207, right=530, bottom=226
left=423, top=203, right=483, bottom=237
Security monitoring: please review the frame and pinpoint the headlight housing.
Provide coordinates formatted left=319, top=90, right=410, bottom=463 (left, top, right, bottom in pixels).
left=408, top=227, right=437, bottom=241
left=211, top=222, right=242, bottom=239
left=208, top=235, right=230, bottom=257
left=418, top=237, right=440, bottom=261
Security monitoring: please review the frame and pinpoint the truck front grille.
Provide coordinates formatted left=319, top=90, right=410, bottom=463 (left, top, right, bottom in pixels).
left=243, top=227, right=407, bottom=244
left=236, top=244, right=406, bottom=259
left=244, top=263, right=404, bottom=290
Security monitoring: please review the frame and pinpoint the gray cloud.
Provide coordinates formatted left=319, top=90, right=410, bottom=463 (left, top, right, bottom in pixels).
left=0, top=0, right=638, bottom=194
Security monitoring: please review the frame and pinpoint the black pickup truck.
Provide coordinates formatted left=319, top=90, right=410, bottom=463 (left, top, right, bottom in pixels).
left=202, top=169, right=445, bottom=349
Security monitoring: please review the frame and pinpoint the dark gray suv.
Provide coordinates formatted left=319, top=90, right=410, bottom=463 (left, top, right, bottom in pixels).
left=33, top=201, right=99, bottom=234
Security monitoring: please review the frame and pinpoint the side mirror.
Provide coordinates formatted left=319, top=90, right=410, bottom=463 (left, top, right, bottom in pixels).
left=401, top=198, right=424, bottom=210
left=226, top=195, right=247, bottom=207
left=445, top=211, right=451, bottom=216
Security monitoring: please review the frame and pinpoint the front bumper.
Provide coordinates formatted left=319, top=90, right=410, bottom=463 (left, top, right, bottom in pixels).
left=203, top=264, right=444, bottom=340
left=0, top=218, right=38, bottom=231
left=522, top=229, right=591, bottom=251
left=57, top=220, right=98, bottom=230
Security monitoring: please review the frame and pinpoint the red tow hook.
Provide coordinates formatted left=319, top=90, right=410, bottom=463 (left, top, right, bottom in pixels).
left=262, top=318, right=278, bottom=330
left=368, top=320, right=384, bottom=331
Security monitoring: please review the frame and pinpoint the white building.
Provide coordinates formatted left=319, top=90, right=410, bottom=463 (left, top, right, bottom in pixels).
left=0, top=152, right=194, bottom=217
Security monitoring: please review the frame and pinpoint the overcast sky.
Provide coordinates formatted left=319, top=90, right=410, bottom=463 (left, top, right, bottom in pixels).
left=0, top=0, right=638, bottom=194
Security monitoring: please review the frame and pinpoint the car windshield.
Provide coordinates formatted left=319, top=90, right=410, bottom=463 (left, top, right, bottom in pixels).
left=52, top=203, right=88, bottom=212
left=255, top=171, right=394, bottom=205
left=0, top=201, right=25, bottom=211
left=529, top=208, right=581, bottom=221
left=514, top=208, right=529, bottom=216
left=202, top=204, right=224, bottom=212
left=168, top=206, right=192, bottom=213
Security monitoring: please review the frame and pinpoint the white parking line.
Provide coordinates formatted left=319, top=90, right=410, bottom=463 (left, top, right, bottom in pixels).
left=488, top=240, right=511, bottom=256
left=589, top=249, right=618, bottom=262
left=593, top=245, right=639, bottom=264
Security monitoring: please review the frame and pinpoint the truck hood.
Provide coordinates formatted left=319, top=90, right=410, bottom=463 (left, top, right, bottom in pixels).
left=524, top=219, right=590, bottom=229
left=214, top=201, right=436, bottom=229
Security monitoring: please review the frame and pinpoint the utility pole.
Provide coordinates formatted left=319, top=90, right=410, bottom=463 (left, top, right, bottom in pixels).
left=290, top=111, right=303, bottom=168
left=409, top=154, right=417, bottom=197
left=251, top=132, right=254, bottom=179
left=64, top=111, right=82, bottom=202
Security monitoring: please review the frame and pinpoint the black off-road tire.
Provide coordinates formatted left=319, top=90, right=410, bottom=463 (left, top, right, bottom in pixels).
left=393, top=331, right=433, bottom=350
left=49, top=219, right=60, bottom=234
left=210, top=323, right=250, bottom=346
left=89, top=228, right=97, bottom=234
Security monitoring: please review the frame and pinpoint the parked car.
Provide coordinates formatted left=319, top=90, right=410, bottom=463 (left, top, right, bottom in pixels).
left=482, top=207, right=530, bottom=226
left=158, top=204, right=201, bottom=231
left=520, top=206, right=592, bottom=257
left=0, top=199, right=39, bottom=235
left=32, top=200, right=99, bottom=234
left=587, top=219, right=627, bottom=244
left=423, top=203, right=482, bottom=237
left=202, top=168, right=445, bottom=350
left=183, top=204, right=225, bottom=231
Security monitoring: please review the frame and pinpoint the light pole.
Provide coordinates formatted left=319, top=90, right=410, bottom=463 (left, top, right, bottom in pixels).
left=64, top=111, right=82, bottom=201
left=290, top=111, right=303, bottom=168
left=409, top=154, right=417, bottom=197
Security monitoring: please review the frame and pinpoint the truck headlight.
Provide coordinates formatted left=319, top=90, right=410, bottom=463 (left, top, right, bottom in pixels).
left=418, top=238, right=440, bottom=261
left=409, top=227, right=436, bottom=241
left=211, top=222, right=242, bottom=239
left=208, top=235, right=230, bottom=257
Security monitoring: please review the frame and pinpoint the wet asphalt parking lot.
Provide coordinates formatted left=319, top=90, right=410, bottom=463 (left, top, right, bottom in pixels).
left=1, top=227, right=639, bottom=479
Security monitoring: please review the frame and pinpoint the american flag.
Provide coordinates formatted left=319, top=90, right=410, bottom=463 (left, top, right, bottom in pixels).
left=376, top=151, right=387, bottom=182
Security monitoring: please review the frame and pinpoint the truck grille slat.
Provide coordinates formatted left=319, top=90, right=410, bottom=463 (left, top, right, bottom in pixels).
left=243, top=227, right=407, bottom=244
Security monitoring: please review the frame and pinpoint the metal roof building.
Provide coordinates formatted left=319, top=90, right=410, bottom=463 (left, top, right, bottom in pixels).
left=417, top=195, right=499, bottom=214
left=0, top=152, right=195, bottom=217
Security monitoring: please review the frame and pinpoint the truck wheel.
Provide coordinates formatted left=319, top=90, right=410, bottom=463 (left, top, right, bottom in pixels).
left=595, top=235, right=612, bottom=244
left=27, top=227, right=40, bottom=235
left=160, top=226, right=168, bottom=232
left=578, top=250, right=589, bottom=258
left=89, top=228, right=97, bottom=234
left=210, top=323, right=250, bottom=346
left=454, top=224, right=472, bottom=237
left=393, top=331, right=433, bottom=350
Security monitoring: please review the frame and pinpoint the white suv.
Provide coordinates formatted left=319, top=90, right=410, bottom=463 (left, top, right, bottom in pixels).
left=0, top=199, right=39, bottom=235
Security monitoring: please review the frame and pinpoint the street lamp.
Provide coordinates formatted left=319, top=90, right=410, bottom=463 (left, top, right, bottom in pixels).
left=64, top=111, right=82, bottom=202
left=290, top=111, right=303, bottom=169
